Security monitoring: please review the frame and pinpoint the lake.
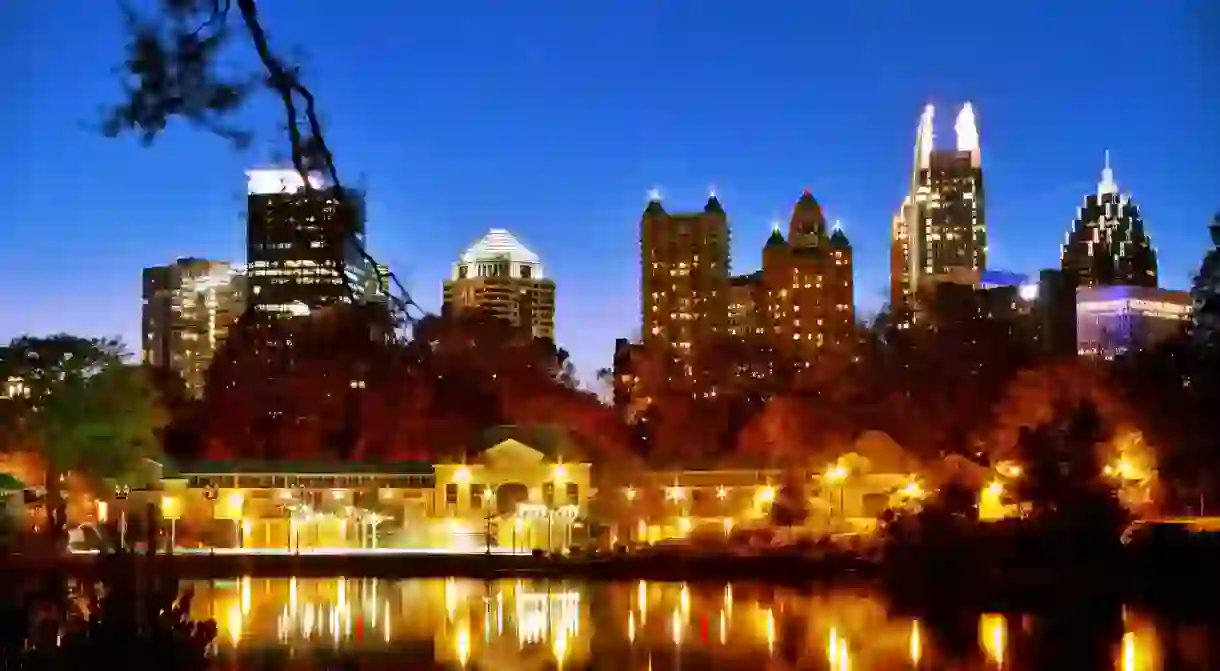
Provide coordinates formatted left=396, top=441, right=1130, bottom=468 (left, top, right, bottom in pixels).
left=184, top=577, right=1217, bottom=669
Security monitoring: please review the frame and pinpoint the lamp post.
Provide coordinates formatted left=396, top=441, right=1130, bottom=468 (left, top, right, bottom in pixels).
left=824, top=463, right=848, bottom=521
left=204, top=486, right=218, bottom=556
left=115, top=486, right=129, bottom=551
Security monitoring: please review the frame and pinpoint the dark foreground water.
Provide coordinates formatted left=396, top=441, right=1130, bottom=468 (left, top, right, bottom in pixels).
left=183, top=577, right=1219, bottom=669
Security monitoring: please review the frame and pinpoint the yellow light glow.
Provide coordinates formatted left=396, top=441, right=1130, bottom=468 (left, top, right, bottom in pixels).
left=910, top=620, right=921, bottom=666
left=680, top=583, right=690, bottom=615
left=723, top=583, right=733, bottom=614
left=242, top=518, right=252, bottom=542
left=828, top=627, right=839, bottom=666
left=553, top=463, right=568, bottom=480
left=825, top=463, right=848, bottom=483
left=765, top=608, right=775, bottom=655
left=670, top=608, right=683, bottom=646
left=716, top=486, right=727, bottom=499
left=628, top=611, right=636, bottom=643
left=678, top=517, right=692, bottom=535
left=900, top=481, right=924, bottom=499
left=637, top=581, right=647, bottom=612
left=455, top=623, right=470, bottom=666
left=624, top=486, right=637, bottom=501
left=723, top=518, right=734, bottom=535
left=160, top=495, right=181, bottom=521
left=986, top=480, right=1003, bottom=497
left=1122, top=632, right=1136, bottom=671
left=758, top=486, right=776, bottom=503
left=667, top=486, right=686, bottom=502
left=227, top=603, right=243, bottom=646
left=226, top=491, right=244, bottom=515
left=331, top=489, right=345, bottom=500
left=454, top=466, right=470, bottom=484
left=96, top=500, right=108, bottom=522
left=240, top=577, right=251, bottom=614
left=718, top=609, right=727, bottom=645
left=980, top=613, right=1006, bottom=666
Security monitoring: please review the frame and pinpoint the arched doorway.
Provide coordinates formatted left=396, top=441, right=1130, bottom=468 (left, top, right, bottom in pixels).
left=496, top=483, right=529, bottom=516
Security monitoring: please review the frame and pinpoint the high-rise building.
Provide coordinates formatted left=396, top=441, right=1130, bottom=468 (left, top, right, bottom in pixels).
left=141, top=258, right=246, bottom=397
left=1076, top=285, right=1191, bottom=358
left=1060, top=152, right=1158, bottom=289
left=758, top=191, right=854, bottom=358
left=891, top=103, right=986, bottom=315
left=640, top=192, right=731, bottom=388
left=443, top=228, right=556, bottom=340
left=245, top=169, right=373, bottom=319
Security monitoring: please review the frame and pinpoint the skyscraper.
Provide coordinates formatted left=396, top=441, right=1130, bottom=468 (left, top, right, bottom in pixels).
left=758, top=191, right=854, bottom=358
left=640, top=192, right=730, bottom=389
left=245, top=168, right=373, bottom=319
left=891, top=103, right=987, bottom=314
left=141, top=258, right=246, bottom=397
left=1060, top=152, right=1158, bottom=288
left=443, top=228, right=556, bottom=339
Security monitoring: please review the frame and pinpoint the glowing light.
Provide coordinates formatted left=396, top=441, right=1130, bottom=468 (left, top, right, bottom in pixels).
left=160, top=495, right=181, bottom=521
left=828, top=627, right=839, bottom=666
left=758, top=486, right=776, bottom=503
left=628, top=611, right=636, bottom=643
left=553, top=463, right=568, bottom=480
left=96, top=500, right=107, bottom=523
left=455, top=623, right=470, bottom=666
left=980, top=613, right=1006, bottom=666
left=647, top=187, right=662, bottom=203
left=900, top=481, right=925, bottom=499
left=454, top=467, right=470, bottom=484
left=667, top=486, right=686, bottom=502
left=240, top=576, right=251, bottom=614
left=227, top=603, right=243, bottom=646
left=678, top=517, right=692, bottom=535
left=624, top=486, right=637, bottom=501
left=719, top=609, right=727, bottom=644
left=825, top=463, right=848, bottom=483
left=911, top=620, right=922, bottom=666
left=331, top=489, right=345, bottom=500
left=723, top=518, right=734, bottom=535
left=680, top=583, right=690, bottom=615
left=765, top=608, right=775, bottom=655
left=955, top=102, right=980, bottom=164
left=716, top=486, right=727, bottom=499
left=638, top=581, right=648, bottom=613
left=245, top=168, right=325, bottom=195
left=670, top=608, right=683, bottom=646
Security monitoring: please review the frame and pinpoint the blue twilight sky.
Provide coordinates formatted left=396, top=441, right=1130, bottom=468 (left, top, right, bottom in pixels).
left=2, top=1, right=1218, bottom=380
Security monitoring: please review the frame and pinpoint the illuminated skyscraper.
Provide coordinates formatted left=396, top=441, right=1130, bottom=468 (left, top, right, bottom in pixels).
left=890, top=103, right=987, bottom=314
left=1060, top=152, right=1158, bottom=289
left=640, top=192, right=730, bottom=389
left=141, top=258, right=246, bottom=397
left=244, top=168, right=373, bottom=319
left=759, top=191, right=854, bottom=358
left=443, top=228, right=556, bottom=339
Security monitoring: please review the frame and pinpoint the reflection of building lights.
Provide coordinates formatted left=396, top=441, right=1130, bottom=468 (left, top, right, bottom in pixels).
left=723, top=518, right=734, bottom=535
left=638, top=581, right=648, bottom=613
left=719, top=609, right=727, bottom=645
left=829, top=628, right=839, bottom=665
left=628, top=611, right=635, bottom=643
left=670, top=608, right=683, bottom=646
left=445, top=578, right=458, bottom=621
left=910, top=620, right=921, bottom=665
left=680, top=583, right=690, bottom=616
left=765, top=608, right=775, bottom=655
left=980, top=613, right=1006, bottom=666
left=1122, top=631, right=1135, bottom=671
left=241, top=577, right=251, bottom=614
left=456, top=623, right=470, bottom=666
left=227, top=603, right=243, bottom=646
left=723, top=584, right=733, bottom=614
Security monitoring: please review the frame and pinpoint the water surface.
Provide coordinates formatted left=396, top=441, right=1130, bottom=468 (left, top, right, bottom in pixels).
left=184, top=577, right=1216, bottom=669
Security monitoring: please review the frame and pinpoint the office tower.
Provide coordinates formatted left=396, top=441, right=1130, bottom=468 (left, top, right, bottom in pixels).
left=1076, top=286, right=1192, bottom=358
left=1034, top=268, right=1078, bottom=357
left=141, top=258, right=246, bottom=397
left=891, top=103, right=987, bottom=315
left=245, top=168, right=373, bottom=319
left=443, top=228, right=556, bottom=340
left=640, top=192, right=731, bottom=389
left=759, top=191, right=854, bottom=358
left=1060, top=152, right=1158, bottom=289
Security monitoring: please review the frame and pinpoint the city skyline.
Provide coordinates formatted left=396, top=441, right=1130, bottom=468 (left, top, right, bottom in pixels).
left=3, top=0, right=1217, bottom=380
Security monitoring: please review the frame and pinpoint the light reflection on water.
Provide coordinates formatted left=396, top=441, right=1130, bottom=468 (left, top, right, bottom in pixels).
left=181, top=577, right=1206, bottom=669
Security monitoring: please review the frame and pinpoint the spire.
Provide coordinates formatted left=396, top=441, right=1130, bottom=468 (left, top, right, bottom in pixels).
left=955, top=102, right=980, bottom=167
left=916, top=104, right=935, bottom=172
left=1098, top=150, right=1118, bottom=196
left=647, top=187, right=661, bottom=203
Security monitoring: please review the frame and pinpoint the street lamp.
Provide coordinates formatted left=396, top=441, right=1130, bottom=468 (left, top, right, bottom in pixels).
left=824, top=463, right=848, bottom=518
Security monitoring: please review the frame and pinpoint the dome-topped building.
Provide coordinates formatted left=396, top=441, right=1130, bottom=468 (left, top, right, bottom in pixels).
left=444, top=228, right=555, bottom=339
left=1060, top=152, right=1158, bottom=288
